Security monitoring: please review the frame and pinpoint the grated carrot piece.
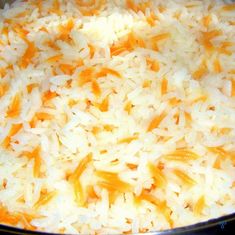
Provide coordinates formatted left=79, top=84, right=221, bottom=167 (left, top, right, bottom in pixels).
left=78, top=0, right=106, bottom=16
left=173, top=169, right=196, bottom=186
left=146, top=58, right=160, bottom=72
left=76, top=0, right=95, bottom=7
left=27, top=83, right=39, bottom=93
left=143, top=80, right=151, bottom=88
left=118, top=135, right=138, bottom=144
left=0, top=67, right=7, bottom=78
left=213, top=57, right=222, bottom=73
left=218, top=41, right=233, bottom=55
left=138, top=192, right=173, bottom=227
left=12, top=24, right=29, bottom=40
left=161, top=77, right=168, bottom=95
left=50, top=0, right=61, bottom=15
left=35, top=112, right=54, bottom=121
left=87, top=185, right=99, bottom=200
left=42, top=91, right=58, bottom=103
left=7, top=93, right=21, bottom=118
left=91, top=80, right=101, bottom=97
left=124, top=101, right=133, bottom=114
left=78, top=67, right=94, bottom=86
left=40, top=27, right=48, bottom=33
left=99, top=95, right=109, bottom=112
left=69, top=153, right=93, bottom=182
left=2, top=124, right=23, bottom=148
left=222, top=3, right=235, bottom=11
left=69, top=154, right=92, bottom=205
left=0, top=83, right=9, bottom=97
left=126, top=163, right=138, bottom=170
left=202, top=15, right=211, bottom=28
left=0, top=205, right=19, bottom=225
left=201, top=30, right=222, bottom=52
left=34, top=190, right=57, bottom=209
left=194, top=196, right=205, bottom=215
left=2, top=27, right=8, bottom=37
left=46, top=54, right=63, bottom=63
left=96, top=67, right=121, bottom=79
left=184, top=112, right=192, bottom=124
left=32, top=146, right=41, bottom=178
left=57, top=19, right=74, bottom=41
left=192, top=58, right=207, bottom=80
left=15, top=10, right=30, bottom=18
left=191, top=95, right=207, bottom=104
left=110, top=45, right=129, bottom=56
left=59, top=63, right=75, bottom=75
left=169, top=97, right=181, bottom=106
left=231, top=79, right=235, bottom=97
left=96, top=171, right=131, bottom=193
left=128, top=32, right=146, bottom=49
left=147, top=113, right=166, bottom=132
left=45, top=40, right=60, bottom=50
left=163, top=149, right=200, bottom=161
left=20, top=41, right=37, bottom=69
left=148, top=163, right=167, bottom=188
left=88, top=44, right=95, bottom=59
left=152, top=33, right=170, bottom=42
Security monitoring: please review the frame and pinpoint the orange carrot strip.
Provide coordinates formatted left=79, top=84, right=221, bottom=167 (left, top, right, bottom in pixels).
left=96, top=67, right=121, bottom=78
left=222, top=3, right=235, bottom=11
left=161, top=77, right=168, bottom=95
left=34, top=190, right=57, bottom=209
left=46, top=54, right=63, bottom=63
left=20, top=41, right=37, bottom=69
left=91, top=80, right=101, bottom=97
left=147, top=113, right=166, bottom=132
left=7, top=94, right=21, bottom=118
left=118, top=135, right=138, bottom=144
left=163, top=149, right=200, bottom=161
left=148, top=163, right=167, bottom=188
left=99, top=96, right=109, bottom=112
left=78, top=67, right=94, bottom=86
left=213, top=58, right=222, bottom=73
left=194, top=196, right=205, bottom=215
left=173, top=169, right=196, bottom=186
left=0, top=83, right=9, bottom=97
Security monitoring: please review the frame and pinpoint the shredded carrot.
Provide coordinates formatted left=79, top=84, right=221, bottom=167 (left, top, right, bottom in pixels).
left=59, top=63, right=75, bottom=75
left=35, top=112, right=54, bottom=121
left=0, top=83, right=9, bottom=97
left=57, top=19, right=74, bottom=41
left=91, top=80, right=101, bottom=97
left=218, top=41, right=233, bottom=55
left=222, top=3, right=235, bottom=11
left=161, top=77, right=168, bottom=95
left=44, top=40, right=60, bottom=50
left=96, top=171, right=131, bottom=193
left=192, top=58, right=207, bottom=80
left=213, top=57, right=222, bottom=73
left=137, top=192, right=173, bottom=227
left=202, top=15, right=211, bottom=28
left=118, top=135, right=138, bottom=144
left=46, top=54, right=63, bottom=63
left=152, top=33, right=170, bottom=42
left=147, top=113, right=166, bottom=132
left=146, top=11, right=158, bottom=26
left=231, top=79, right=235, bottom=97
left=191, top=95, right=207, bottom=104
left=20, top=41, right=37, bottom=69
left=33, top=146, right=41, bottom=178
left=7, top=93, right=21, bottom=118
left=88, top=44, right=95, bottom=59
left=143, top=80, right=151, bottom=88
left=78, top=67, right=94, bottom=86
left=128, top=32, right=146, bottom=49
left=78, top=0, right=106, bottom=16
left=27, top=83, right=39, bottom=93
left=69, top=153, right=93, bottom=183
left=184, top=111, right=192, bottom=124
left=163, top=149, right=200, bottom=161
left=76, top=0, right=95, bottom=7
left=96, top=67, right=121, bottom=79
left=98, top=95, right=109, bottom=112
left=126, top=163, right=138, bottom=170
left=34, top=190, right=57, bottom=209
left=49, top=0, right=61, bottom=15
left=173, top=169, right=196, bottom=186
left=0, top=205, right=20, bottom=226
left=201, top=30, right=222, bottom=52
left=15, top=10, right=30, bottom=18
left=0, top=67, right=7, bottom=78
left=124, top=101, right=133, bottom=114
left=42, top=90, right=58, bottom=102
left=148, top=163, right=167, bottom=188
left=86, top=185, right=99, bottom=200
left=146, top=58, right=160, bottom=72
left=126, top=0, right=150, bottom=13
left=2, top=27, right=8, bottom=37
left=169, top=97, right=181, bottom=106
left=12, top=24, right=29, bottom=40
left=194, top=196, right=205, bottom=215
left=69, top=154, right=92, bottom=206
left=1, top=124, right=23, bottom=149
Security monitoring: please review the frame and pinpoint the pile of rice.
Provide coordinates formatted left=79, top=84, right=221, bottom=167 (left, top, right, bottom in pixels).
left=0, top=0, right=235, bottom=234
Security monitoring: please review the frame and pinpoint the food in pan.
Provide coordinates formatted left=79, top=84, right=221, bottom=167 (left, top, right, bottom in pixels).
left=0, top=0, right=234, bottom=234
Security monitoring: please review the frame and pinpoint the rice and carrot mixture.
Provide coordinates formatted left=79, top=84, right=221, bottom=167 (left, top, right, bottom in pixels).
left=0, top=0, right=235, bottom=233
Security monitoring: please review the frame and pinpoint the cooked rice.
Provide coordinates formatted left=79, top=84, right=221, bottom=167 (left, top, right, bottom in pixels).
left=0, top=0, right=235, bottom=234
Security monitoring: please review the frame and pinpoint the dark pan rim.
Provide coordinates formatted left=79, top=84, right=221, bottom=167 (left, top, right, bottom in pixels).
left=0, top=212, right=235, bottom=235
